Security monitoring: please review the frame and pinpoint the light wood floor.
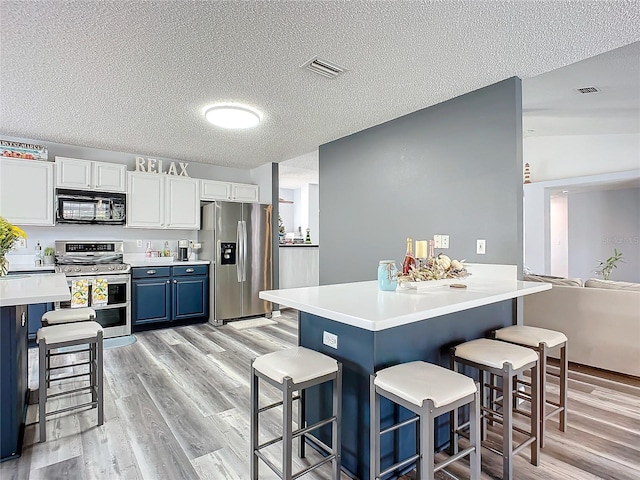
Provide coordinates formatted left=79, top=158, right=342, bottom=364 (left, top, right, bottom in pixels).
left=1, top=310, right=639, bottom=480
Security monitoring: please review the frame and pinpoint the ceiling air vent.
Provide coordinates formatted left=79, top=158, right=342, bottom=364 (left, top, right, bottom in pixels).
left=576, top=86, right=600, bottom=94
left=302, top=57, right=345, bottom=79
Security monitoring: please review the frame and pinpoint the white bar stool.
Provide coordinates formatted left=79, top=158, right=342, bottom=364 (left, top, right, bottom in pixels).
left=41, top=307, right=98, bottom=389
left=41, top=307, right=96, bottom=326
left=37, top=321, right=104, bottom=442
left=370, top=361, right=481, bottom=480
left=493, top=325, right=568, bottom=447
left=250, top=347, right=342, bottom=480
left=451, top=338, right=540, bottom=480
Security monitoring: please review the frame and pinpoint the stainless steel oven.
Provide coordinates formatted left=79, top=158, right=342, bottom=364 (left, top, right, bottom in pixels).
left=54, top=240, right=131, bottom=338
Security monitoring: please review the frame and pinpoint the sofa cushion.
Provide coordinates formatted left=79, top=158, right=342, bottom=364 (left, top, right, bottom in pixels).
left=584, top=278, right=640, bottom=292
left=523, top=274, right=583, bottom=287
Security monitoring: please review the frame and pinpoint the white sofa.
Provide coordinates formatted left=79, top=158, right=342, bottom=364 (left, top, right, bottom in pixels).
left=523, top=278, right=640, bottom=377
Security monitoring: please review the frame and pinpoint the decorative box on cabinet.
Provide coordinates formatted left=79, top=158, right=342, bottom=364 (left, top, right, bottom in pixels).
left=200, top=179, right=259, bottom=202
left=0, top=158, right=54, bottom=225
left=55, top=156, right=126, bottom=192
left=127, top=172, right=200, bottom=229
left=132, top=265, right=209, bottom=326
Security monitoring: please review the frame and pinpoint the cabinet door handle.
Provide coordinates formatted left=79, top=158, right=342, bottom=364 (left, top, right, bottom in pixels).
left=186, top=268, right=194, bottom=273
left=166, top=280, right=170, bottom=284
left=21, top=311, right=26, bottom=327
left=173, top=280, right=177, bottom=283
left=147, top=270, right=156, bottom=275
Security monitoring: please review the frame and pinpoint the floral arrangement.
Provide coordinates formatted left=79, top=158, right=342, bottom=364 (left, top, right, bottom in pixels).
left=398, top=254, right=469, bottom=283
left=0, top=216, right=26, bottom=276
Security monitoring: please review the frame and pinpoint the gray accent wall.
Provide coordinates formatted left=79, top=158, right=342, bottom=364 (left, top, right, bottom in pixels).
left=568, top=187, right=640, bottom=282
left=319, top=77, right=523, bottom=284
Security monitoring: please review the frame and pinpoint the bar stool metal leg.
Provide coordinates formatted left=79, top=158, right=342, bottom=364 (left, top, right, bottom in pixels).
left=39, top=339, right=47, bottom=442
left=250, top=363, right=259, bottom=480
left=282, top=376, right=293, bottom=480
left=97, top=331, right=104, bottom=426
left=332, top=366, right=342, bottom=480
left=560, top=343, right=568, bottom=432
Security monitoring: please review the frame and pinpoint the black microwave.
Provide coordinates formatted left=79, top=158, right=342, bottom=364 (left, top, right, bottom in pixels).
left=56, top=189, right=126, bottom=224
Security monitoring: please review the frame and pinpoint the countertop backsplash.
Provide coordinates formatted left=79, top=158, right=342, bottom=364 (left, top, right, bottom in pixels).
left=6, top=224, right=199, bottom=266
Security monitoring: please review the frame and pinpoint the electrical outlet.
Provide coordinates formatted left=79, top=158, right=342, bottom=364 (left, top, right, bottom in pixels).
left=441, top=235, right=449, bottom=249
left=137, top=240, right=143, bottom=248
left=434, top=235, right=442, bottom=249
left=323, top=331, right=338, bottom=349
left=477, top=239, right=486, bottom=255
left=17, top=237, right=27, bottom=249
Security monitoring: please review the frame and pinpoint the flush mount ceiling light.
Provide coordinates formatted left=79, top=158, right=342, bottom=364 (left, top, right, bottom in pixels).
left=205, top=105, right=261, bottom=129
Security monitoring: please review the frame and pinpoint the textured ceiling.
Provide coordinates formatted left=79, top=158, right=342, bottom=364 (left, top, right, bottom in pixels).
left=1, top=1, right=639, bottom=170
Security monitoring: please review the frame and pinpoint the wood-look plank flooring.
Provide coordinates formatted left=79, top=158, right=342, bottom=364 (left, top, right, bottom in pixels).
left=1, top=310, right=639, bottom=480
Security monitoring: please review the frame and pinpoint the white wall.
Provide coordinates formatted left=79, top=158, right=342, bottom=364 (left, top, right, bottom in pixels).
left=524, top=169, right=640, bottom=277
left=524, top=133, right=640, bottom=182
left=549, top=195, right=568, bottom=277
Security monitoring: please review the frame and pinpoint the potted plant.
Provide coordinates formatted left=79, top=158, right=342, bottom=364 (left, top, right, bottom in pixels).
left=595, top=248, right=624, bottom=280
left=43, top=247, right=55, bottom=265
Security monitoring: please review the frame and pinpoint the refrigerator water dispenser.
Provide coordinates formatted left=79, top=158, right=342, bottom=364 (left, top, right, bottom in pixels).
left=220, top=242, right=236, bottom=265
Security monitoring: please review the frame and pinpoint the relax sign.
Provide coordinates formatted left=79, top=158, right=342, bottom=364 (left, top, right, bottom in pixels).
left=134, top=157, right=189, bottom=177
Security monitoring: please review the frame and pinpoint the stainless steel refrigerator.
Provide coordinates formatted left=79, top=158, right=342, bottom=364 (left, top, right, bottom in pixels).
left=199, top=202, right=273, bottom=324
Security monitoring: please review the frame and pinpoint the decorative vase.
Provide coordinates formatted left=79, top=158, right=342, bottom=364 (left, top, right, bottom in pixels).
left=43, top=255, right=55, bottom=265
left=0, top=254, right=9, bottom=277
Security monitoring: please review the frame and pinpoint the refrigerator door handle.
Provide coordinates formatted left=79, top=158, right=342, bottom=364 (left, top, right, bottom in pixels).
left=242, top=220, right=248, bottom=282
left=236, top=220, right=243, bottom=282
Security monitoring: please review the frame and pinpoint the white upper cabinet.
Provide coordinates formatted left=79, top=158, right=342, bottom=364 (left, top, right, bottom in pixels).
left=165, top=176, right=200, bottom=229
left=127, top=172, right=199, bottom=229
left=200, top=179, right=259, bottom=202
left=56, top=156, right=126, bottom=192
left=0, top=158, right=54, bottom=225
left=127, top=172, right=164, bottom=228
left=232, top=183, right=259, bottom=202
left=200, top=179, right=232, bottom=200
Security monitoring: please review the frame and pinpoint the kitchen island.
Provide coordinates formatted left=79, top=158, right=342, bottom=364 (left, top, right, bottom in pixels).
left=0, top=273, right=70, bottom=461
left=260, top=277, right=551, bottom=479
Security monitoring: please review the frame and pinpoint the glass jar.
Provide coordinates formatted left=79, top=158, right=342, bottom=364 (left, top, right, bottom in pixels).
left=378, top=260, right=398, bottom=291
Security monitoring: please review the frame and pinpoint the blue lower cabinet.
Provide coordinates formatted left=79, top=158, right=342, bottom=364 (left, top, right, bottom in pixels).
left=1, top=305, right=28, bottom=461
left=132, top=265, right=208, bottom=327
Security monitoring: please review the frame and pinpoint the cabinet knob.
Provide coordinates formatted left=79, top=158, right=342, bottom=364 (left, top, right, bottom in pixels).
left=166, top=280, right=170, bottom=284
left=186, top=268, right=194, bottom=273
left=173, top=279, right=177, bottom=283
left=147, top=270, right=156, bottom=275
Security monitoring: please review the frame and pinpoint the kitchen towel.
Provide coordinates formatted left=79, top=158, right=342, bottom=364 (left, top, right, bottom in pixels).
left=71, top=278, right=89, bottom=308
left=92, top=278, right=108, bottom=306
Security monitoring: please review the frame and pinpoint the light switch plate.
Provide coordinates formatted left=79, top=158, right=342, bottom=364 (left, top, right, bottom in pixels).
left=477, top=239, right=486, bottom=255
left=323, top=331, right=338, bottom=349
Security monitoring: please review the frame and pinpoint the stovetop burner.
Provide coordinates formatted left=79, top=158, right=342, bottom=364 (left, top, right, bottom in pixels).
left=54, top=240, right=130, bottom=276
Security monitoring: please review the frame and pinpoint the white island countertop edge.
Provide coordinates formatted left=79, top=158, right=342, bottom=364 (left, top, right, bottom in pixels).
left=260, top=279, right=551, bottom=331
left=0, top=273, right=71, bottom=307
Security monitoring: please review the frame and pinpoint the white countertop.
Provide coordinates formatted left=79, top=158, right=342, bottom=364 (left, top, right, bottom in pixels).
left=125, top=257, right=210, bottom=267
left=260, top=278, right=551, bottom=331
left=0, top=273, right=71, bottom=307
left=8, top=264, right=56, bottom=273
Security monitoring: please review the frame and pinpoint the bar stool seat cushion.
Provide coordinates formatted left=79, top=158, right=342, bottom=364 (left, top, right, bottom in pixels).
left=495, top=325, right=567, bottom=349
left=42, top=308, right=96, bottom=325
left=252, top=346, right=338, bottom=384
left=37, top=321, right=103, bottom=345
left=455, top=338, right=538, bottom=370
left=375, top=361, right=477, bottom=408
